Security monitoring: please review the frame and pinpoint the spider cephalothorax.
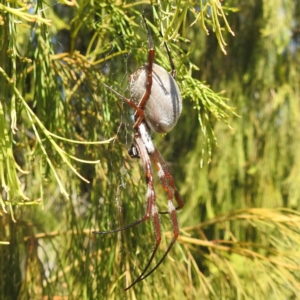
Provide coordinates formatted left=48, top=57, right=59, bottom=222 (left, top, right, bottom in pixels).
left=94, top=16, right=184, bottom=291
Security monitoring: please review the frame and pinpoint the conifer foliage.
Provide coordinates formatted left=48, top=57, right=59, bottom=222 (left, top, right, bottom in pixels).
left=1, top=1, right=300, bottom=299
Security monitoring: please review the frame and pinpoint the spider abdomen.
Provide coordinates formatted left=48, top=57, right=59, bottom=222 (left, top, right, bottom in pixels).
left=129, top=63, right=182, bottom=133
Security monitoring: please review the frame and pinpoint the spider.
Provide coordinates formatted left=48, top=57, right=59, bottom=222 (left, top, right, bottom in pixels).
left=93, top=16, right=184, bottom=291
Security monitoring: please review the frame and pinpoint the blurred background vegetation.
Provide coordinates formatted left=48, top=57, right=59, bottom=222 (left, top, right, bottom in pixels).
left=1, top=0, right=300, bottom=299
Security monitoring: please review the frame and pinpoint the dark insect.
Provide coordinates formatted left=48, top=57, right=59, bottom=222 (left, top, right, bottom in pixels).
left=93, top=16, right=183, bottom=290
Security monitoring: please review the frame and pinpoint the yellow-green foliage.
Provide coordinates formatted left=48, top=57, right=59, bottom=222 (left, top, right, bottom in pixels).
left=1, top=1, right=300, bottom=299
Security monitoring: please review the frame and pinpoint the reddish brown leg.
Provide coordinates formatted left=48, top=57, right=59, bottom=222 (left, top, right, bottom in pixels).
left=152, top=149, right=184, bottom=213
left=102, top=83, right=145, bottom=118
left=126, top=150, right=181, bottom=287
left=133, top=15, right=155, bottom=129
left=99, top=14, right=182, bottom=291
left=102, top=16, right=154, bottom=130
left=123, top=133, right=163, bottom=290
left=93, top=134, right=154, bottom=235
left=122, top=124, right=181, bottom=289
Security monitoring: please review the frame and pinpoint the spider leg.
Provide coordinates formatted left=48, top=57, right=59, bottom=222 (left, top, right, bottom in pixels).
left=102, top=83, right=146, bottom=121
left=125, top=150, right=180, bottom=290
left=159, top=32, right=177, bottom=79
left=101, top=13, right=182, bottom=289
left=122, top=123, right=180, bottom=290
left=133, top=16, right=155, bottom=129
left=103, top=16, right=155, bottom=130
left=122, top=132, right=163, bottom=290
left=93, top=134, right=153, bottom=235
left=152, top=148, right=184, bottom=214
left=93, top=124, right=158, bottom=234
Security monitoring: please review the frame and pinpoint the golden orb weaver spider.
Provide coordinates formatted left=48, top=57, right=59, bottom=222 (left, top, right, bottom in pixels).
left=93, top=15, right=184, bottom=291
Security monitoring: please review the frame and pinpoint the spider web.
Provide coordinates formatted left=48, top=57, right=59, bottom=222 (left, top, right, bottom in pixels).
left=33, top=0, right=171, bottom=291
left=95, top=10, right=178, bottom=277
